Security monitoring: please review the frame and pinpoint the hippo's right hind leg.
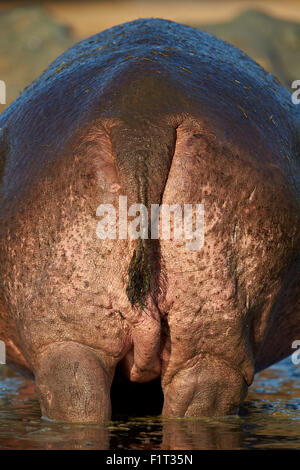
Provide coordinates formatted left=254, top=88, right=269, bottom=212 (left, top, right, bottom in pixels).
left=34, top=342, right=114, bottom=423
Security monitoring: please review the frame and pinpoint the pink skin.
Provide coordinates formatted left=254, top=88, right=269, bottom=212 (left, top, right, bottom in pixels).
left=0, top=115, right=299, bottom=422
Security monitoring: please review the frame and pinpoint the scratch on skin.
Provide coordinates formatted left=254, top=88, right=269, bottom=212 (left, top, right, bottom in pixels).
left=122, top=56, right=137, bottom=62
left=233, top=222, right=238, bottom=242
left=248, top=187, right=256, bottom=201
left=234, top=277, right=238, bottom=296
left=140, top=57, right=156, bottom=63
left=47, top=62, right=67, bottom=78
left=178, top=66, right=192, bottom=74
left=237, top=105, right=248, bottom=119
left=74, top=361, right=79, bottom=377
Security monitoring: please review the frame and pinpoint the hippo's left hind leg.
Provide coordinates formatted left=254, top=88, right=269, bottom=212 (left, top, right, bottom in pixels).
left=34, top=342, right=113, bottom=422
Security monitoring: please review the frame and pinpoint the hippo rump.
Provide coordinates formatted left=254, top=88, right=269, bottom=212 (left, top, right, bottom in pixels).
left=0, top=18, right=299, bottom=422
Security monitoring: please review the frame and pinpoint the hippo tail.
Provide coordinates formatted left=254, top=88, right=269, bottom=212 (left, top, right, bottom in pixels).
left=109, top=120, right=176, bottom=308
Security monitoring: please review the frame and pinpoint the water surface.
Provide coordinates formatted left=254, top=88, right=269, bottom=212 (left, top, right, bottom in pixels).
left=0, top=357, right=299, bottom=450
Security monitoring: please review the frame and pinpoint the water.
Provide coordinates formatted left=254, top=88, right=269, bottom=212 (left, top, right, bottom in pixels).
left=0, top=357, right=299, bottom=450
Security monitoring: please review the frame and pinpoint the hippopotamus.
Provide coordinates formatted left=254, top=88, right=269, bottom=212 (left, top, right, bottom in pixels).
left=0, top=18, right=299, bottom=422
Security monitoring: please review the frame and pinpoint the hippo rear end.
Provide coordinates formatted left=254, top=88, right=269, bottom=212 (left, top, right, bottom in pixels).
left=0, top=18, right=299, bottom=422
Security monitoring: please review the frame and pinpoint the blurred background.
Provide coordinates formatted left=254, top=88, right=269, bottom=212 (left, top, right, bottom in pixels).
left=0, top=0, right=300, bottom=108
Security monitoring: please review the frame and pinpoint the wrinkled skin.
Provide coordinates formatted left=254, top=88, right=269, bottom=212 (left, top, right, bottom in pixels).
left=0, top=18, right=299, bottom=422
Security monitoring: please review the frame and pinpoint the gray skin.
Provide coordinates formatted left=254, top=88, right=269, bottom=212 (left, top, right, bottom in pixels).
left=0, top=18, right=299, bottom=422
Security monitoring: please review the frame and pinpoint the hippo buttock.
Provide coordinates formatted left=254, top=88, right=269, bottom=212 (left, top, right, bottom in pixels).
left=0, top=18, right=299, bottom=422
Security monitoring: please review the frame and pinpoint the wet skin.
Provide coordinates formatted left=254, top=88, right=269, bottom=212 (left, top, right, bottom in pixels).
left=0, top=18, right=299, bottom=421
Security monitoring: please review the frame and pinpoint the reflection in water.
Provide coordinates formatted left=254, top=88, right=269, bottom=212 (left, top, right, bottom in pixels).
left=0, top=357, right=299, bottom=449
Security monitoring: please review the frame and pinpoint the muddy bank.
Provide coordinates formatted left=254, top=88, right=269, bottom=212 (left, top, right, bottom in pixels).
left=196, top=9, right=300, bottom=89
left=0, top=5, right=75, bottom=108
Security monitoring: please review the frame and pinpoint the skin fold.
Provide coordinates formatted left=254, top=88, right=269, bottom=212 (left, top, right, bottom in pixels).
left=0, top=18, right=299, bottom=422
